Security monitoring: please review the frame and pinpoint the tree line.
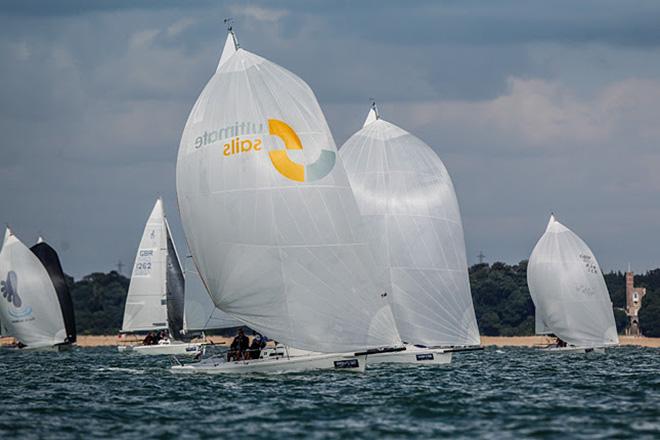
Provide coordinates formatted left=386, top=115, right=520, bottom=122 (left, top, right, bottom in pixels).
left=470, top=261, right=660, bottom=337
left=68, top=263, right=660, bottom=337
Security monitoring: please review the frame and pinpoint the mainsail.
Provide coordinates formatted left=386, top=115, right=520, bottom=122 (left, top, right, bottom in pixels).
left=339, top=106, right=480, bottom=347
left=0, top=228, right=67, bottom=348
left=176, top=31, right=400, bottom=353
left=30, top=238, right=77, bottom=343
left=121, top=199, right=169, bottom=333
left=527, top=215, right=619, bottom=347
left=182, top=262, right=243, bottom=332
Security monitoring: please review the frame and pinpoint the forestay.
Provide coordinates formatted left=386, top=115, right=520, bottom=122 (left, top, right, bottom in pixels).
left=527, top=215, right=619, bottom=347
left=0, top=228, right=67, bottom=348
left=176, top=33, right=400, bottom=353
left=339, top=108, right=480, bottom=347
left=121, top=199, right=169, bottom=333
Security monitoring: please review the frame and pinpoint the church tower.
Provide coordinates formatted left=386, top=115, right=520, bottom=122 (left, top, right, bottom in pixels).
left=625, top=271, right=646, bottom=336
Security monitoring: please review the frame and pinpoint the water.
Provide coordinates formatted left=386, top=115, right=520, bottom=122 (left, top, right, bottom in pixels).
left=0, top=346, right=658, bottom=439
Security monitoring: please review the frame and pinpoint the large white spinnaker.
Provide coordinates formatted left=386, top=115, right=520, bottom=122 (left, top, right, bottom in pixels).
left=121, top=199, right=168, bottom=333
left=176, top=33, right=400, bottom=353
left=339, top=106, right=480, bottom=347
left=527, top=215, right=619, bottom=347
left=182, top=262, right=243, bottom=332
left=0, top=228, right=67, bottom=348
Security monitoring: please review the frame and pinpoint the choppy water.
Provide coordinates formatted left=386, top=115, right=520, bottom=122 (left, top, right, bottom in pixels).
left=0, top=346, right=658, bottom=439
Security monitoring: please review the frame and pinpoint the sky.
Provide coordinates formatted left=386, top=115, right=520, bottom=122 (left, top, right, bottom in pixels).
left=1, top=0, right=660, bottom=278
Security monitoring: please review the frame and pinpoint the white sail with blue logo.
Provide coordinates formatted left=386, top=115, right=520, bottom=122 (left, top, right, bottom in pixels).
left=0, top=228, right=67, bottom=348
left=176, top=31, right=400, bottom=353
left=527, top=215, right=619, bottom=347
left=121, top=199, right=169, bottom=333
left=183, top=261, right=243, bottom=332
left=339, top=106, right=480, bottom=347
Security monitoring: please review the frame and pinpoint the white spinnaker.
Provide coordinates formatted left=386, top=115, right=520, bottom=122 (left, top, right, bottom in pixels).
left=176, top=42, right=400, bottom=353
left=527, top=215, right=619, bottom=347
left=216, top=31, right=237, bottom=71
left=340, top=113, right=480, bottom=347
left=535, top=307, right=552, bottom=335
left=121, top=199, right=168, bottom=333
left=183, top=263, right=243, bottom=332
left=0, top=228, right=67, bottom=348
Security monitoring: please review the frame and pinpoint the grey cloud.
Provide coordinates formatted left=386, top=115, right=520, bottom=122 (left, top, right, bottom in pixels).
left=1, top=1, right=659, bottom=278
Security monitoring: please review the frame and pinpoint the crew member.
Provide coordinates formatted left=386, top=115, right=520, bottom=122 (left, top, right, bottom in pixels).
left=228, top=329, right=249, bottom=361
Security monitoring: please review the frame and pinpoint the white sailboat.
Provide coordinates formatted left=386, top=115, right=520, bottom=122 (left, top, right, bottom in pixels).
left=527, top=214, right=619, bottom=353
left=172, top=28, right=402, bottom=374
left=0, top=227, right=71, bottom=351
left=118, top=198, right=204, bottom=356
left=339, top=104, right=481, bottom=365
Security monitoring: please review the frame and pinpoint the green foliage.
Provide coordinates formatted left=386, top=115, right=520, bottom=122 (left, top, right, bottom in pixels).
left=604, top=269, right=660, bottom=337
left=64, top=265, right=660, bottom=337
left=470, top=261, right=534, bottom=336
left=603, top=271, right=626, bottom=308
left=70, top=271, right=128, bottom=335
left=471, top=263, right=660, bottom=337
left=613, top=308, right=628, bottom=334
left=638, top=269, right=660, bottom=337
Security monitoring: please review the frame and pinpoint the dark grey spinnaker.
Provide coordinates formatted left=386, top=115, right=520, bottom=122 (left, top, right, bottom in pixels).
left=30, top=240, right=76, bottom=343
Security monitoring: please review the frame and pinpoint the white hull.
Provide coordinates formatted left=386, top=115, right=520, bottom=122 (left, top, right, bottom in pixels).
left=539, top=346, right=607, bottom=354
left=171, top=351, right=366, bottom=374
left=367, top=345, right=452, bottom=366
left=118, top=341, right=204, bottom=356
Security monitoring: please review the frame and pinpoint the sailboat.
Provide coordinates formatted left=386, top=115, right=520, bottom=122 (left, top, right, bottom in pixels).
left=118, top=198, right=204, bottom=356
left=527, top=214, right=619, bottom=353
left=0, top=228, right=74, bottom=351
left=339, top=104, right=481, bottom=365
left=172, top=27, right=402, bottom=374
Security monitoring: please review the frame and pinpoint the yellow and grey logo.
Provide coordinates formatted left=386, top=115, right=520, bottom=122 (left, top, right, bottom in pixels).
left=266, top=119, right=335, bottom=182
left=195, top=119, right=335, bottom=183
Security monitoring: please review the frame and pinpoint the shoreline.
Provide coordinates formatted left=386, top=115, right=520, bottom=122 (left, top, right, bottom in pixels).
left=481, top=335, right=660, bottom=347
left=4, top=335, right=656, bottom=348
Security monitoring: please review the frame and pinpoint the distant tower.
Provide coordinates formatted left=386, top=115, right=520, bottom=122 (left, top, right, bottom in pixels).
left=116, top=260, right=124, bottom=275
left=625, top=270, right=646, bottom=336
left=477, top=251, right=486, bottom=264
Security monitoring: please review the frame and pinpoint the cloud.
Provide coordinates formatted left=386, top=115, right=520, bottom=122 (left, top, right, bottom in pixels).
left=1, top=1, right=660, bottom=277
left=229, top=5, right=289, bottom=23
left=386, top=77, right=660, bottom=153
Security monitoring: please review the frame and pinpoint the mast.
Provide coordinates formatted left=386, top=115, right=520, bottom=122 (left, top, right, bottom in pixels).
left=363, top=99, right=380, bottom=127
left=217, top=18, right=240, bottom=71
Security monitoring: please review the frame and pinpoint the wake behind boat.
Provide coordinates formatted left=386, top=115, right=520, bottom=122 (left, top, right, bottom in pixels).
left=527, top=214, right=619, bottom=353
left=118, top=198, right=203, bottom=357
left=339, top=104, right=481, bottom=366
left=172, top=26, right=402, bottom=374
